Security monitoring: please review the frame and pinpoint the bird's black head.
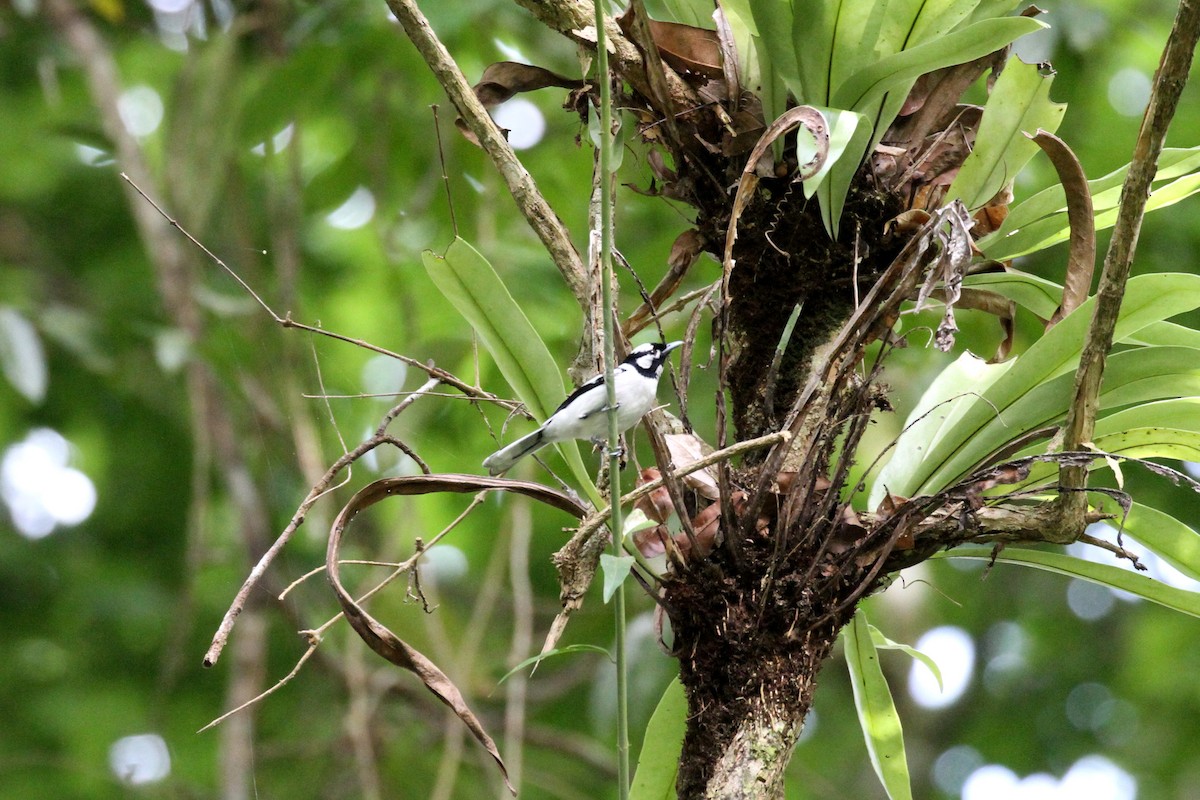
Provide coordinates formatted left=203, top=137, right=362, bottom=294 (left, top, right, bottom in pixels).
left=625, top=341, right=682, bottom=377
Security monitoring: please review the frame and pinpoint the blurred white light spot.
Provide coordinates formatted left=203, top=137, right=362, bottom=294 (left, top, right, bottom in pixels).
left=423, top=545, right=469, bottom=583
left=109, top=733, right=171, bottom=786
left=1012, top=24, right=1057, bottom=63
left=962, top=755, right=1136, bottom=800
left=908, top=625, right=974, bottom=708
left=493, top=39, right=529, bottom=63
left=326, top=186, right=376, bottom=230
left=1, top=428, right=97, bottom=539
left=251, top=123, right=295, bottom=156
left=492, top=98, right=546, bottom=150
left=117, top=86, right=164, bottom=138
left=1108, top=68, right=1151, bottom=117
left=361, top=354, right=408, bottom=401
left=74, top=143, right=113, bottom=167
left=962, top=764, right=1020, bottom=800
left=147, top=0, right=193, bottom=13
left=1061, top=755, right=1137, bottom=800
left=796, top=708, right=817, bottom=744
left=1067, top=578, right=1116, bottom=620
left=1185, top=462, right=1200, bottom=479
left=933, top=745, right=984, bottom=795
left=463, top=173, right=486, bottom=194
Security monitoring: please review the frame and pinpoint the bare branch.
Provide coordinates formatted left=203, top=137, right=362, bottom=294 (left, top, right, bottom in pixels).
left=1058, top=0, right=1200, bottom=520
left=383, top=0, right=590, bottom=308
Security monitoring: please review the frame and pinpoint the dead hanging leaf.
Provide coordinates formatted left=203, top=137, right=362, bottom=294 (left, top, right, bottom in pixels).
left=617, top=14, right=724, bottom=78
left=663, top=432, right=720, bottom=499
left=931, top=287, right=1016, bottom=363
left=913, top=201, right=974, bottom=351
left=623, top=229, right=704, bottom=336
left=474, top=62, right=583, bottom=106
left=326, top=474, right=586, bottom=795
left=888, top=105, right=983, bottom=207
left=683, top=502, right=721, bottom=558
left=1029, top=129, right=1096, bottom=328
left=457, top=62, right=585, bottom=146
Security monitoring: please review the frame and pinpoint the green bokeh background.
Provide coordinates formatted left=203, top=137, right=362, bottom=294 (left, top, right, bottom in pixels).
left=1, top=1, right=1199, bottom=798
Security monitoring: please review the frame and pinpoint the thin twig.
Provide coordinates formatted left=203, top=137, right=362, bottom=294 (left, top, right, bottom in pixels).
left=204, top=402, right=441, bottom=667
left=120, top=172, right=517, bottom=412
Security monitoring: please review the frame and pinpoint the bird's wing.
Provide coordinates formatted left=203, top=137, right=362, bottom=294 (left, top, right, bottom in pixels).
left=552, top=371, right=607, bottom=416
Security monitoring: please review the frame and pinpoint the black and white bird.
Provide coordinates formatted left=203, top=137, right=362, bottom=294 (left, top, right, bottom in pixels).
left=483, top=341, right=682, bottom=476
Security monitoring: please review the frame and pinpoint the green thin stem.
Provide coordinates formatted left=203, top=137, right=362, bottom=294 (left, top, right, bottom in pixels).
left=592, top=1, right=630, bottom=795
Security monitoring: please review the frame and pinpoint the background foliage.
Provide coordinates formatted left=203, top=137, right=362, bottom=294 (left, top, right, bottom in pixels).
left=1, top=0, right=1199, bottom=798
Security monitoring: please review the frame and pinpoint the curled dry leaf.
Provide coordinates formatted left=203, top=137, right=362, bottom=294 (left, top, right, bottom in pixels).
left=685, top=501, right=721, bottom=558
left=458, top=61, right=585, bottom=146
left=931, top=286, right=1017, bottom=363
left=913, top=200, right=974, bottom=352
left=623, top=229, right=704, bottom=336
left=326, top=474, right=586, bottom=794
left=711, top=2, right=741, bottom=106
left=724, top=106, right=829, bottom=285
left=1029, top=129, right=1096, bottom=328
left=875, top=492, right=908, bottom=521
left=663, top=432, right=720, bottom=499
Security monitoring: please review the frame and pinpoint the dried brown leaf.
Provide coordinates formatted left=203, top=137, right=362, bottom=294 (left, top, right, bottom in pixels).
left=623, top=229, right=704, bottom=335
left=1030, top=129, right=1096, bottom=327
left=458, top=62, right=585, bottom=146
left=913, top=201, right=974, bottom=351
left=620, top=17, right=723, bottom=77
left=326, top=474, right=587, bottom=793
left=664, top=432, right=720, bottom=499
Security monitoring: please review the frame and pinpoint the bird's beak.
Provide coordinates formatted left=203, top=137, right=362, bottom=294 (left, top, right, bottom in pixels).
left=665, top=340, right=683, bottom=353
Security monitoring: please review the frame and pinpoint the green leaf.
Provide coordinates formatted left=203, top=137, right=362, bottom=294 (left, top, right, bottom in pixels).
left=942, top=547, right=1200, bottom=618
left=831, top=17, right=1045, bottom=113
left=946, top=59, right=1066, bottom=210
left=870, top=352, right=1011, bottom=509
left=601, top=553, right=636, bottom=603
left=422, top=238, right=597, bottom=501
left=964, top=272, right=1200, bottom=350
left=624, top=508, right=659, bottom=537
left=1122, top=503, right=1200, bottom=582
left=868, top=624, right=944, bottom=691
left=963, top=270, right=1065, bottom=319
left=0, top=306, right=47, bottom=403
left=497, top=644, right=613, bottom=684
left=979, top=146, right=1200, bottom=260
left=630, top=677, right=687, bottom=800
left=748, top=0, right=801, bottom=100
left=910, top=274, right=1200, bottom=495
left=844, top=611, right=913, bottom=800
left=810, top=109, right=874, bottom=237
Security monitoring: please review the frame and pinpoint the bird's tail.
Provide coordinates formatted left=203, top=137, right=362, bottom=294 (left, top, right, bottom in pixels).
left=482, top=428, right=547, bottom=475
